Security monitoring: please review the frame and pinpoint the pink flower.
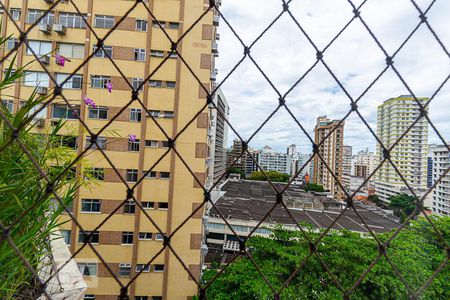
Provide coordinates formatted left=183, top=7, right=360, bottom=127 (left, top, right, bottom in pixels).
left=106, top=82, right=113, bottom=93
left=83, top=96, right=97, bottom=108
left=55, top=54, right=65, bottom=66
left=129, top=134, right=137, bottom=142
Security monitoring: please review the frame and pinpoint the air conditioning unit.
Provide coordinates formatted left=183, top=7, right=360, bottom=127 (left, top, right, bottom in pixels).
left=35, top=118, right=45, bottom=128
left=39, top=23, right=52, bottom=34
left=36, top=86, right=48, bottom=95
left=39, top=55, right=50, bottom=65
left=53, top=23, right=67, bottom=34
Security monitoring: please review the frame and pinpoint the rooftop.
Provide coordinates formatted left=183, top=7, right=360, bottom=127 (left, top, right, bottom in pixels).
left=209, top=180, right=400, bottom=233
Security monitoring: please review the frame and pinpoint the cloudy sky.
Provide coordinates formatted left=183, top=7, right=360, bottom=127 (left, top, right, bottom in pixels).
left=215, top=0, right=450, bottom=154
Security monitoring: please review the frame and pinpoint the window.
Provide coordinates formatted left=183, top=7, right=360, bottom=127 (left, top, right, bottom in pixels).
left=166, top=81, right=176, bottom=88
left=154, top=264, right=165, bottom=272
left=27, top=10, right=54, bottom=25
left=86, top=168, right=104, bottom=180
left=123, top=200, right=136, bottom=214
left=145, top=171, right=157, bottom=179
left=136, top=264, right=150, bottom=272
left=135, top=297, right=148, bottom=300
left=52, top=104, right=80, bottom=119
left=169, top=22, right=179, bottom=29
left=138, top=232, right=152, bottom=240
left=2, top=100, right=14, bottom=113
left=145, top=140, right=158, bottom=148
left=94, top=15, right=115, bottom=28
left=158, top=202, right=169, bottom=210
left=59, top=12, right=87, bottom=28
left=155, top=233, right=164, bottom=241
left=93, top=45, right=113, bottom=58
left=147, top=110, right=160, bottom=118
left=10, top=8, right=21, bottom=21
left=78, top=231, right=99, bottom=244
left=88, top=107, right=109, bottom=120
left=81, top=199, right=101, bottom=213
left=142, top=202, right=154, bottom=209
left=134, top=48, right=146, bottom=61
left=127, top=169, right=138, bottom=182
left=58, top=43, right=84, bottom=59
left=56, top=73, right=83, bottom=89
left=160, top=172, right=170, bottom=179
left=128, top=139, right=140, bottom=152
left=24, top=71, right=49, bottom=87
left=61, top=230, right=71, bottom=245
left=152, top=20, right=165, bottom=28
left=122, top=232, right=133, bottom=244
left=118, top=263, right=131, bottom=277
left=54, top=135, right=77, bottom=149
left=27, top=41, right=52, bottom=55
left=136, top=19, right=148, bottom=32
left=6, top=38, right=18, bottom=50
left=150, top=50, right=164, bottom=57
left=148, top=80, right=163, bottom=87
left=130, top=108, right=142, bottom=122
left=161, top=141, right=170, bottom=148
left=168, top=52, right=178, bottom=59
left=84, top=295, right=95, bottom=300
left=91, top=75, right=111, bottom=88
left=162, top=111, right=174, bottom=118
left=132, top=78, right=144, bottom=91
left=78, top=263, right=97, bottom=276
left=85, top=136, right=107, bottom=150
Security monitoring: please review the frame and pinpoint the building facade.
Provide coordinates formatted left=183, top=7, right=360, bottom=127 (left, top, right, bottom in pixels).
left=257, top=145, right=289, bottom=174
left=375, top=95, right=429, bottom=203
left=351, top=148, right=375, bottom=179
left=313, top=116, right=345, bottom=199
left=431, top=145, right=450, bottom=216
left=342, top=145, right=352, bottom=192
left=0, top=0, right=218, bottom=298
left=206, top=88, right=229, bottom=188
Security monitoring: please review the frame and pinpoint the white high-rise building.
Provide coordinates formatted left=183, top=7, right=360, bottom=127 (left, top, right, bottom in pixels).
left=375, top=95, right=429, bottom=203
left=431, top=145, right=450, bottom=216
left=351, top=148, right=376, bottom=179
left=207, top=88, right=229, bottom=187
left=257, top=146, right=289, bottom=174
left=342, top=145, right=352, bottom=191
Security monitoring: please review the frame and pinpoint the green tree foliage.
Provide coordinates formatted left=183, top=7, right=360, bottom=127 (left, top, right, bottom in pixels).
left=304, top=183, right=325, bottom=192
left=389, top=193, right=417, bottom=222
left=203, top=218, right=450, bottom=299
left=228, top=167, right=245, bottom=179
left=248, top=171, right=290, bottom=182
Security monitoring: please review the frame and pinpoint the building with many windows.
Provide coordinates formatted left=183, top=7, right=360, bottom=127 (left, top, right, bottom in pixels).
left=206, top=88, right=229, bottom=188
left=313, top=116, right=345, bottom=199
left=257, top=145, right=289, bottom=174
left=375, top=95, right=429, bottom=203
left=342, top=145, right=352, bottom=192
left=0, top=0, right=219, bottom=298
left=351, top=148, right=376, bottom=179
left=430, top=145, right=450, bottom=216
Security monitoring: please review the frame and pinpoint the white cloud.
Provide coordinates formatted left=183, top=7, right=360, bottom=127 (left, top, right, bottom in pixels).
left=216, top=0, right=450, bottom=154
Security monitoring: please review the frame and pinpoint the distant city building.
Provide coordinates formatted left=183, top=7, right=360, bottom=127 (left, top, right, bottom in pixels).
left=297, top=153, right=314, bottom=179
left=257, top=146, right=289, bottom=174
left=207, top=88, right=229, bottom=187
left=226, top=139, right=258, bottom=177
left=427, top=144, right=439, bottom=188
left=375, top=95, right=429, bottom=203
left=430, top=145, right=450, bottom=216
left=287, top=144, right=297, bottom=156
left=351, top=148, right=376, bottom=179
left=313, top=116, right=345, bottom=199
left=342, top=145, right=353, bottom=191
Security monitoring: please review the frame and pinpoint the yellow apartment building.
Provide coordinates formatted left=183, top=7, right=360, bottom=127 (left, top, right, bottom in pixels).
left=0, top=0, right=219, bottom=299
